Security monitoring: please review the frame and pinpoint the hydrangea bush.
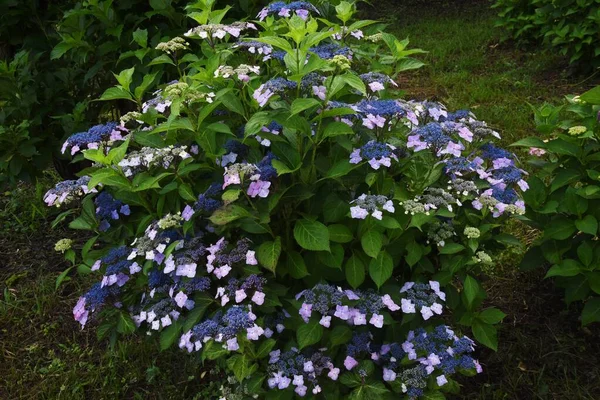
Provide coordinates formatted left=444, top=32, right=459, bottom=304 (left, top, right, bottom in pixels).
left=47, top=1, right=527, bottom=397
left=514, top=85, right=600, bottom=326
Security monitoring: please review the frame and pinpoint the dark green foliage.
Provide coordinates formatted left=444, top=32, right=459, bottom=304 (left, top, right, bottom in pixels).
left=493, top=0, right=600, bottom=67
left=513, top=85, right=600, bottom=325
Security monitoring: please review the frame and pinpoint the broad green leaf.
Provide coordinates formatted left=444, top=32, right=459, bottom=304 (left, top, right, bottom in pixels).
left=545, top=259, right=582, bottom=278
left=178, top=183, right=197, bottom=202
left=286, top=251, right=309, bottom=278
left=257, top=237, right=282, bottom=273
left=345, top=255, right=365, bottom=289
left=117, top=312, right=136, bottom=334
left=582, top=298, right=600, bottom=326
left=463, top=275, right=480, bottom=308
left=361, top=230, right=383, bottom=258
left=575, top=215, right=598, bottom=236
left=294, top=219, right=330, bottom=251
left=297, top=321, right=323, bottom=349
left=290, top=98, right=321, bottom=116
left=209, top=205, right=252, bottom=225
left=328, top=224, right=353, bottom=243
left=322, top=121, right=354, bottom=139
left=477, top=308, right=506, bottom=325
left=98, top=86, right=134, bottom=102
left=329, top=325, right=353, bottom=347
left=472, top=320, right=498, bottom=351
left=439, top=243, right=465, bottom=254
left=325, top=159, right=355, bottom=179
left=369, top=251, right=393, bottom=288
left=544, top=218, right=576, bottom=240
left=226, top=354, right=257, bottom=382
left=160, top=321, right=181, bottom=350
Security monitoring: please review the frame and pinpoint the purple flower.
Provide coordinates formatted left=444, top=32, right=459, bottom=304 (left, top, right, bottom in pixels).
left=383, top=368, right=397, bottom=381
left=227, top=337, right=240, bottom=351
left=246, top=250, right=258, bottom=265
left=312, top=85, right=327, bottom=100
left=299, top=303, right=313, bottom=322
left=319, top=315, right=331, bottom=327
left=369, top=313, right=384, bottom=328
left=401, top=298, right=416, bottom=313
left=182, top=205, right=194, bottom=221
left=247, top=180, right=271, bottom=198
left=437, top=374, right=448, bottom=386
left=350, top=206, right=368, bottom=219
left=344, top=356, right=358, bottom=370
left=252, top=291, right=265, bottom=305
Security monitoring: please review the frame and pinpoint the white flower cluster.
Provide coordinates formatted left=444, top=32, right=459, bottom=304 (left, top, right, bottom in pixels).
left=118, top=146, right=191, bottom=177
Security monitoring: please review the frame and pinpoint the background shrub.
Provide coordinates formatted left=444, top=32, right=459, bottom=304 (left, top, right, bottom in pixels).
left=493, top=0, right=600, bottom=68
left=514, top=85, right=600, bottom=326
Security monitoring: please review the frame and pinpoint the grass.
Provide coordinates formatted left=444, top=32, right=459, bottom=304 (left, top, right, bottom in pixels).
left=366, top=0, right=598, bottom=143
left=2, top=1, right=600, bottom=399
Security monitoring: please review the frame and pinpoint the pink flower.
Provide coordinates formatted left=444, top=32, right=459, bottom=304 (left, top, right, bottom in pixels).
left=369, top=313, right=384, bottom=328
left=235, top=289, right=247, bottom=303
left=350, top=206, right=368, bottom=219
left=529, top=147, right=546, bottom=157
left=73, top=297, right=88, bottom=328
left=362, top=114, right=386, bottom=129
left=246, top=250, right=258, bottom=265
left=299, top=303, right=313, bottom=322
left=368, top=81, right=385, bottom=92
left=247, top=180, right=271, bottom=198
left=328, top=367, right=340, bottom=380
left=319, top=315, right=332, bottom=327
left=382, top=294, right=400, bottom=311
left=312, top=85, right=327, bottom=100
left=252, top=291, right=265, bottom=305
left=344, top=356, right=358, bottom=370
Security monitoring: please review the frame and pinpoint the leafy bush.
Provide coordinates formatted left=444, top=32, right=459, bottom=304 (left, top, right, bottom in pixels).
left=0, top=0, right=257, bottom=185
left=514, top=85, right=600, bottom=326
left=46, top=1, right=528, bottom=397
left=493, top=0, right=600, bottom=67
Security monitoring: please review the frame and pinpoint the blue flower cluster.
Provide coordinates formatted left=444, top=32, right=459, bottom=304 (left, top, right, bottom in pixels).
left=309, top=43, right=352, bottom=60
left=257, top=1, right=319, bottom=21
left=195, top=183, right=223, bottom=213
left=62, top=122, right=127, bottom=155
left=95, top=192, right=131, bottom=231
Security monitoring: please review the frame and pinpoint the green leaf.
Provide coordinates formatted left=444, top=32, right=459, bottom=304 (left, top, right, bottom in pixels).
left=209, top=205, right=252, bottom=225
left=580, top=85, right=600, bottom=104
left=183, top=294, right=213, bottom=331
left=98, top=86, right=134, bottom=102
left=544, top=218, right=576, bottom=240
left=178, top=183, right=197, bottom=202
left=287, top=251, right=309, bottom=278
left=345, top=255, right=365, bottom=289
left=117, top=313, right=136, bottom=334
left=114, top=67, right=135, bottom=92
left=148, top=54, right=176, bottom=66
left=463, top=275, right=480, bottom=308
left=55, top=266, right=75, bottom=290
left=328, top=224, right=353, bottom=243
left=405, top=241, right=423, bottom=267
left=322, top=121, right=354, bottom=139
left=329, top=325, right=352, bottom=347
left=361, top=230, right=383, bottom=258
left=133, top=28, right=148, bottom=47
left=576, top=215, right=598, bottom=236
left=472, top=320, right=498, bottom=351
left=290, top=98, right=321, bottom=116
left=550, top=169, right=581, bottom=192
left=297, top=321, right=323, bottom=349
left=439, top=243, right=465, bottom=254
left=582, top=297, right=600, bottom=326
left=257, top=237, right=282, bottom=273
left=578, top=241, right=593, bottom=266
left=226, top=354, right=257, bottom=382
left=369, top=251, right=393, bottom=288
left=160, top=321, right=181, bottom=350
left=255, top=339, right=277, bottom=359
left=294, top=219, right=330, bottom=251
left=477, top=308, right=506, bottom=324
left=545, top=259, right=582, bottom=278
left=325, top=159, right=355, bottom=179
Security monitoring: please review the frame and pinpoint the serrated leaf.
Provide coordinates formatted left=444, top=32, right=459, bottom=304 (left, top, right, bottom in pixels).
left=361, top=230, right=383, bottom=258
left=328, top=224, right=353, bottom=243
left=294, top=219, right=330, bottom=251
left=286, top=251, right=309, bottom=278
left=257, top=237, right=281, bottom=273
left=297, top=321, right=323, bottom=349
left=369, top=251, right=393, bottom=288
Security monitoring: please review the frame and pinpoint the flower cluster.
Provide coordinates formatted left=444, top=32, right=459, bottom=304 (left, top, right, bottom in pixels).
left=118, top=145, right=191, bottom=177
left=155, top=37, right=189, bottom=54
left=360, top=72, right=398, bottom=92
left=94, top=191, right=130, bottom=231
left=222, top=153, right=277, bottom=199
left=215, top=64, right=260, bottom=81
left=267, top=348, right=338, bottom=396
left=44, top=176, right=96, bottom=207
left=296, top=284, right=401, bottom=329
left=257, top=1, right=319, bottom=21
left=399, top=281, right=446, bottom=320
left=185, top=22, right=256, bottom=40
left=253, top=77, right=297, bottom=107
left=350, top=141, right=399, bottom=170
left=350, top=194, right=395, bottom=220
left=61, top=122, right=128, bottom=155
